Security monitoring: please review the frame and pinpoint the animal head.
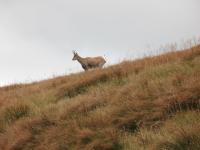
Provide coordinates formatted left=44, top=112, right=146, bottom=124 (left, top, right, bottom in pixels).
left=72, top=51, right=79, bottom=60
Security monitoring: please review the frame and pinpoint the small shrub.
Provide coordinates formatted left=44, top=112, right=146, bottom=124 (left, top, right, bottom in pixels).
left=115, top=119, right=139, bottom=133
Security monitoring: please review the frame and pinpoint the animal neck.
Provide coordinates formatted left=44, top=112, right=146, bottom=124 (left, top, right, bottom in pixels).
left=76, top=55, right=85, bottom=64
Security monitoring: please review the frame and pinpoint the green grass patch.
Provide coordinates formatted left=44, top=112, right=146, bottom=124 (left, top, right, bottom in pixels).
left=0, top=102, right=31, bottom=126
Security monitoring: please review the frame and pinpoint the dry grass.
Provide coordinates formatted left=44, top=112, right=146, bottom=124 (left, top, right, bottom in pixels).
left=0, top=44, right=200, bottom=150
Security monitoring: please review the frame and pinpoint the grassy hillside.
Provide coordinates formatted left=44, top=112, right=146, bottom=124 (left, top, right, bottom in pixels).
left=0, top=45, right=200, bottom=150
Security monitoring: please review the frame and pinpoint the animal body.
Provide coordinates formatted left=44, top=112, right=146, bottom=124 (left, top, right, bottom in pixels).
left=72, top=51, right=106, bottom=71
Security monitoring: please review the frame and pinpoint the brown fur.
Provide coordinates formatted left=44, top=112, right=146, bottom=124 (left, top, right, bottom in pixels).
left=72, top=51, right=106, bottom=71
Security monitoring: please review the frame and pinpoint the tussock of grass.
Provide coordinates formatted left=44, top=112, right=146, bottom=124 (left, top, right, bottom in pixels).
left=0, top=44, right=200, bottom=149
left=122, top=111, right=200, bottom=150
left=0, top=101, right=32, bottom=132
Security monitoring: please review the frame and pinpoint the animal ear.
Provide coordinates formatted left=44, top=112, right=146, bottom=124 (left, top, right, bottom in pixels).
left=72, top=50, right=76, bottom=55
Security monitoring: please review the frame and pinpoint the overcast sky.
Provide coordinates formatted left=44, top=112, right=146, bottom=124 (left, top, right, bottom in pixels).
left=0, top=0, right=200, bottom=86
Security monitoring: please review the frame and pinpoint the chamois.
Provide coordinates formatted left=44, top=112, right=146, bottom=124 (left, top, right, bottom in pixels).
left=72, top=51, right=106, bottom=71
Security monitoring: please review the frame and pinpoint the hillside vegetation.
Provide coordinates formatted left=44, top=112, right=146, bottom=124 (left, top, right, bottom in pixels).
left=0, top=45, right=200, bottom=150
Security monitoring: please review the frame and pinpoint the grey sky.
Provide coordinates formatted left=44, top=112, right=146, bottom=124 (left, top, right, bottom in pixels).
left=0, top=0, right=200, bottom=86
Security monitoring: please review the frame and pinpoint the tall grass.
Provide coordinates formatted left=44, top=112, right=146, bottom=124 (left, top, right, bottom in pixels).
left=0, top=44, right=200, bottom=149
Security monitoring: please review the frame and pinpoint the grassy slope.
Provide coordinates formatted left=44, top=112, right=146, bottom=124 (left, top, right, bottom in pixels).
left=0, top=45, right=200, bottom=150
